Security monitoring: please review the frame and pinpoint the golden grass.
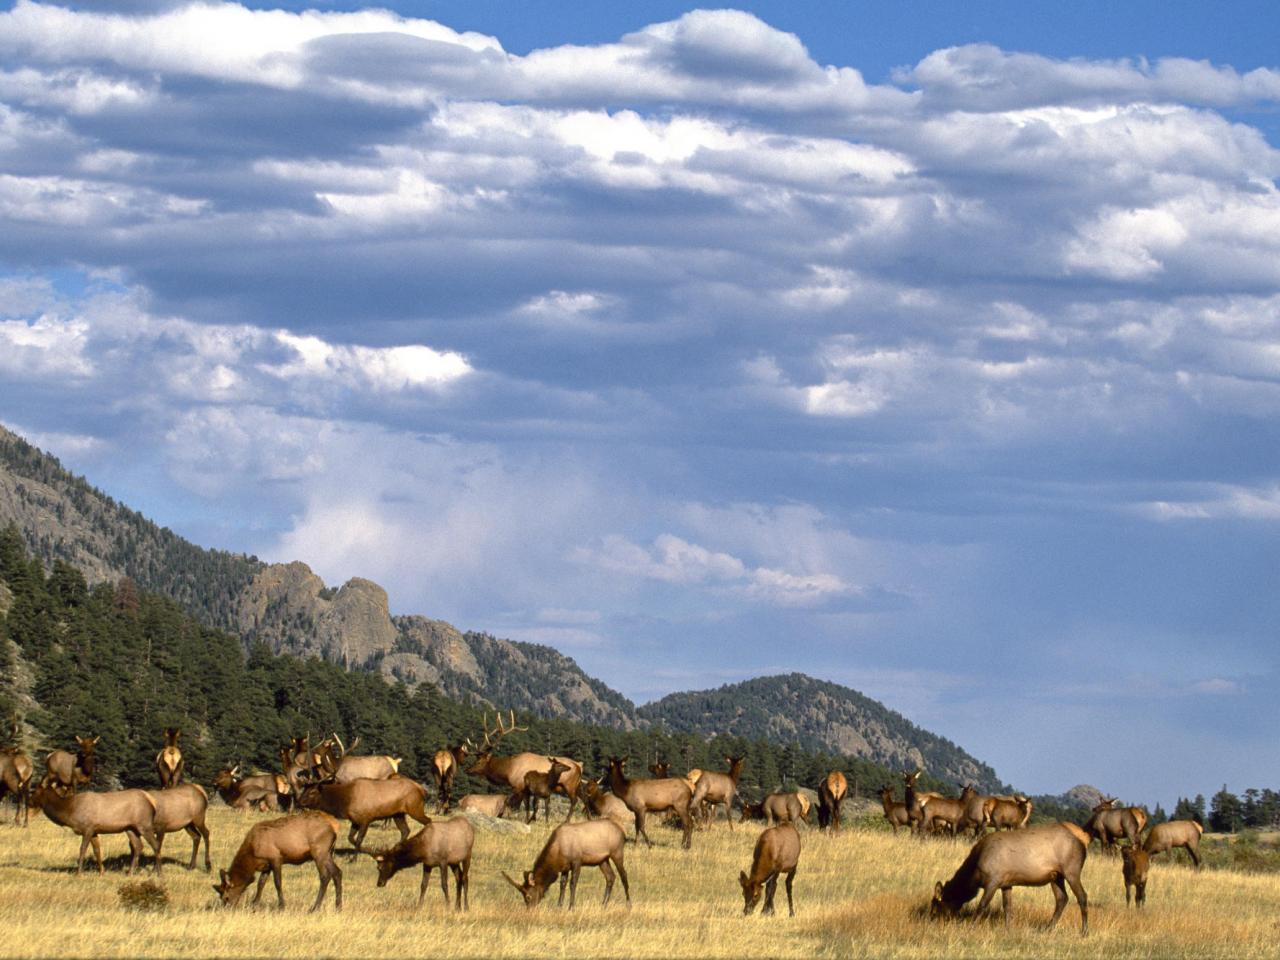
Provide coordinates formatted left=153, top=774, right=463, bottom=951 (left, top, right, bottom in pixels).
left=0, top=806, right=1276, bottom=958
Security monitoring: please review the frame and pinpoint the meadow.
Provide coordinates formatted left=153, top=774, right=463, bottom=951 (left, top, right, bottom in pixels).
left=0, top=803, right=1275, bottom=959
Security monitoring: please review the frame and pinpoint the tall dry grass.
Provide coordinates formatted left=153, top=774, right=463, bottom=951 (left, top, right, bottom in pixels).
left=0, top=803, right=1275, bottom=958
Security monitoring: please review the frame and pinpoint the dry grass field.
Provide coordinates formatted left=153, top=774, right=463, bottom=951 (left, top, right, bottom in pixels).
left=0, top=803, right=1276, bottom=959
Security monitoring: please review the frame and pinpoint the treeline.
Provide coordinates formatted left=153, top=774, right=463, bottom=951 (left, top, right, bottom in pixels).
left=0, top=527, right=947, bottom=802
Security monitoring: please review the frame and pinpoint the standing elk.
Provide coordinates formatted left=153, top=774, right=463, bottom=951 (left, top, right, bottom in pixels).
left=154, top=727, right=183, bottom=788
left=151, top=783, right=212, bottom=872
left=0, top=746, right=33, bottom=826
left=458, top=794, right=518, bottom=818
left=1085, top=797, right=1140, bottom=853
left=690, top=755, right=745, bottom=830
left=431, top=744, right=468, bottom=812
left=988, top=795, right=1033, bottom=830
left=578, top=778, right=634, bottom=836
left=742, top=792, right=809, bottom=827
left=921, top=790, right=968, bottom=838
left=44, top=735, right=98, bottom=791
left=817, top=772, right=848, bottom=831
left=1122, top=846, right=1149, bottom=907
left=213, top=811, right=342, bottom=911
left=32, top=782, right=160, bottom=875
left=368, top=817, right=475, bottom=910
left=466, top=711, right=582, bottom=821
left=648, top=760, right=670, bottom=779
left=503, top=819, right=630, bottom=909
left=1143, top=819, right=1203, bottom=869
left=297, top=776, right=431, bottom=857
left=930, top=823, right=1089, bottom=935
left=739, top=822, right=801, bottom=917
left=606, top=756, right=694, bottom=850
left=520, top=758, right=571, bottom=824
left=879, top=786, right=911, bottom=834
left=214, top=764, right=288, bottom=811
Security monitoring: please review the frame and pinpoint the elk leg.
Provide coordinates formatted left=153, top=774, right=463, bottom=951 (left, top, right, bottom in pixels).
left=598, top=859, right=615, bottom=907
left=613, top=854, right=631, bottom=905
left=785, top=869, right=795, bottom=916
left=562, top=790, right=577, bottom=823
left=251, top=869, right=271, bottom=905
left=1065, top=873, right=1088, bottom=935
left=1187, top=843, right=1201, bottom=869
left=681, top=807, right=692, bottom=850
left=448, top=864, right=462, bottom=910
left=1000, top=887, right=1013, bottom=928
left=182, top=826, right=200, bottom=870
left=569, top=864, right=581, bottom=910
left=762, top=872, right=778, bottom=916
left=310, top=862, right=330, bottom=913
left=77, top=833, right=93, bottom=874
left=417, top=864, right=432, bottom=907
left=393, top=813, right=410, bottom=842
left=634, top=810, right=651, bottom=848
left=557, top=870, right=569, bottom=908
left=462, top=857, right=471, bottom=911
left=439, top=864, right=450, bottom=905
left=271, top=861, right=288, bottom=910
left=972, top=883, right=1000, bottom=921
left=1046, top=876, right=1068, bottom=930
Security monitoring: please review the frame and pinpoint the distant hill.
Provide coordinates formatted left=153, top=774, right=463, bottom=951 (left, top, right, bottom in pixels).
left=639, top=673, right=1006, bottom=792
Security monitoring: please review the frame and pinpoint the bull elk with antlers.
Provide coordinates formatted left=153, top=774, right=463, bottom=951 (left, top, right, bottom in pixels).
left=466, top=711, right=582, bottom=821
left=316, top=733, right=401, bottom=783
left=154, top=728, right=183, bottom=788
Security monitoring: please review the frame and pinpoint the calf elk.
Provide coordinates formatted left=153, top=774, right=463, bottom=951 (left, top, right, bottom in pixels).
left=520, top=758, right=571, bottom=824
left=739, top=823, right=801, bottom=917
left=1122, top=846, right=1149, bottom=907
left=503, top=819, right=630, bottom=909
left=214, top=811, right=342, bottom=911
left=369, top=817, right=475, bottom=910
left=32, top=782, right=160, bottom=875
left=151, top=783, right=212, bottom=872
left=154, top=728, right=183, bottom=788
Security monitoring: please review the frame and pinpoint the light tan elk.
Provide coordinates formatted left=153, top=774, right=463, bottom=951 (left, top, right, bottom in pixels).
left=1122, top=846, right=1149, bottom=907
left=691, top=755, right=745, bottom=830
left=298, top=776, right=431, bottom=856
left=214, top=811, right=342, bottom=911
left=503, top=819, right=630, bottom=909
left=151, top=783, right=212, bottom=872
left=431, top=744, right=468, bottom=811
left=817, top=771, right=848, bottom=830
left=317, top=733, right=402, bottom=783
left=44, top=735, right=98, bottom=791
left=880, top=786, right=911, bottom=834
left=520, top=758, right=571, bottom=824
left=1143, top=819, right=1203, bottom=869
left=214, top=764, right=287, bottom=811
left=740, top=822, right=801, bottom=916
left=154, top=727, right=183, bottom=787
left=369, top=817, right=475, bottom=910
left=988, top=795, right=1033, bottom=830
left=1085, top=797, right=1140, bottom=853
left=958, top=785, right=992, bottom=836
left=606, top=755, right=693, bottom=849
left=458, top=793, right=518, bottom=818
left=742, top=792, right=809, bottom=827
left=578, top=778, right=633, bottom=835
left=32, top=782, right=160, bottom=875
left=921, top=791, right=968, bottom=838
left=930, top=823, right=1089, bottom=935
left=466, top=711, right=581, bottom=821
left=0, top=746, right=33, bottom=826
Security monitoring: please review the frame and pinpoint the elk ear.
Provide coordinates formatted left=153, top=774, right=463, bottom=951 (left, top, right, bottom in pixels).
left=738, top=870, right=749, bottom=890
left=932, top=881, right=943, bottom=901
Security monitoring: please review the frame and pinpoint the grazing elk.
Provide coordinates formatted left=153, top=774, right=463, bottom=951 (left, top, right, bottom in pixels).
left=1122, top=846, right=1149, bottom=907
left=154, top=727, right=183, bottom=788
left=458, top=794, right=518, bottom=818
left=32, top=782, right=160, bottom=875
left=0, top=746, right=33, bottom=826
left=298, top=776, right=431, bottom=856
left=817, top=771, right=848, bottom=831
left=503, top=819, right=630, bottom=909
left=880, top=786, right=911, bottom=834
left=745, top=792, right=809, bottom=827
left=431, top=744, right=468, bottom=812
left=520, top=758, right=571, bottom=824
left=691, top=755, right=745, bottom=830
left=466, top=711, right=582, bottom=821
left=988, top=795, right=1033, bottom=831
left=368, top=817, right=475, bottom=910
left=930, top=823, right=1089, bottom=935
left=214, top=811, right=342, bottom=911
left=1085, top=797, right=1140, bottom=853
left=44, top=735, right=98, bottom=791
left=606, top=756, right=694, bottom=850
left=1143, top=819, right=1203, bottom=869
left=740, top=823, right=801, bottom=917
left=214, top=764, right=288, bottom=811
left=578, top=778, right=633, bottom=836
left=151, top=783, right=212, bottom=872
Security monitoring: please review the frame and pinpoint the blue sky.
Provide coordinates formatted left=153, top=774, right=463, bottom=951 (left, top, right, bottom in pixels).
left=1, top=0, right=1278, bottom=806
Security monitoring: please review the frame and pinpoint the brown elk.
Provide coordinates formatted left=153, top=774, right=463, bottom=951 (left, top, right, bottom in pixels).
left=32, top=782, right=160, bottom=875
left=817, top=771, right=848, bottom=830
left=431, top=744, right=468, bottom=812
left=298, top=776, right=431, bottom=856
left=466, top=711, right=581, bottom=821
left=958, top=785, right=992, bottom=836
left=930, top=823, right=1089, bottom=935
left=743, top=792, right=809, bottom=827
left=921, top=790, right=968, bottom=838
left=316, top=733, right=401, bottom=783
left=0, top=746, right=33, bottom=826
left=214, top=764, right=287, bottom=811
left=578, top=778, right=633, bottom=835
left=986, top=795, right=1033, bottom=830
left=1085, top=797, right=1140, bottom=853
left=880, top=786, right=911, bottom=834
left=519, top=758, right=571, bottom=824
left=606, top=756, right=693, bottom=850
left=648, top=760, right=670, bottom=779
left=151, top=783, right=212, bottom=872
left=44, top=735, right=98, bottom=791
left=154, top=727, right=183, bottom=788
left=368, top=817, right=475, bottom=910
left=458, top=793, right=519, bottom=818
left=503, top=819, right=630, bottom=909
left=690, top=755, right=745, bottom=830
left=1122, top=845, right=1149, bottom=907
left=1143, top=819, right=1203, bottom=869
left=740, top=822, right=801, bottom=916
left=213, top=811, right=342, bottom=911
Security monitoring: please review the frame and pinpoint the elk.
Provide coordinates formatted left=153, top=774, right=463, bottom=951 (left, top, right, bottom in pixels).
left=880, top=786, right=911, bottom=834
left=606, top=756, right=693, bottom=849
left=214, top=764, right=287, bottom=811
left=44, top=735, right=98, bottom=791
left=988, top=795, right=1033, bottom=831
left=930, top=823, right=1089, bottom=935
left=503, top=819, right=630, bottom=909
left=921, top=791, right=968, bottom=838
left=297, top=776, right=431, bottom=856
left=154, top=727, right=183, bottom=788
left=740, top=822, right=801, bottom=916
left=368, top=817, right=475, bottom=910
left=151, top=783, right=212, bottom=872
left=466, top=711, right=581, bottom=821
left=213, top=811, right=342, bottom=911
left=0, top=746, right=33, bottom=826
left=817, top=771, right=848, bottom=831
left=648, top=760, right=670, bottom=779
left=1122, top=846, right=1149, bottom=907
left=1143, top=819, right=1203, bottom=869
left=519, top=758, right=571, bottom=824
left=430, top=744, right=468, bottom=812
left=1085, top=797, right=1140, bottom=853
left=458, top=794, right=518, bottom=818
left=745, top=792, right=809, bottom=827
left=32, top=782, right=160, bottom=875
left=690, top=755, right=745, bottom=830
left=317, top=733, right=402, bottom=783
left=578, top=778, right=633, bottom=835
left=958, top=785, right=992, bottom=836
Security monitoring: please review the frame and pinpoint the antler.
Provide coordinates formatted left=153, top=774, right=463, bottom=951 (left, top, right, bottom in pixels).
left=332, top=732, right=346, bottom=758
left=478, top=709, right=528, bottom=750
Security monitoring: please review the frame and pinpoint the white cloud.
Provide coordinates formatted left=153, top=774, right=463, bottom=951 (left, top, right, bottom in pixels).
left=261, top=332, right=471, bottom=392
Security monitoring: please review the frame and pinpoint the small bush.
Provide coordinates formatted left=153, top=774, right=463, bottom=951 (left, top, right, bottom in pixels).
left=117, top=879, right=169, bottom=913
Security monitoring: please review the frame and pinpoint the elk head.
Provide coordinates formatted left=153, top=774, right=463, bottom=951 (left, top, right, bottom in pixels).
left=739, top=870, right=764, bottom=914
left=502, top=870, right=546, bottom=908
left=648, top=760, right=670, bottom=779
left=212, top=869, right=247, bottom=907
left=367, top=849, right=401, bottom=887
left=163, top=728, right=180, bottom=747
left=929, top=881, right=958, bottom=919
left=75, top=735, right=99, bottom=774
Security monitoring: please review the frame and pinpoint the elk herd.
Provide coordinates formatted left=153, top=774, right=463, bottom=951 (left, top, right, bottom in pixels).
left=0, top=716, right=1212, bottom=934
